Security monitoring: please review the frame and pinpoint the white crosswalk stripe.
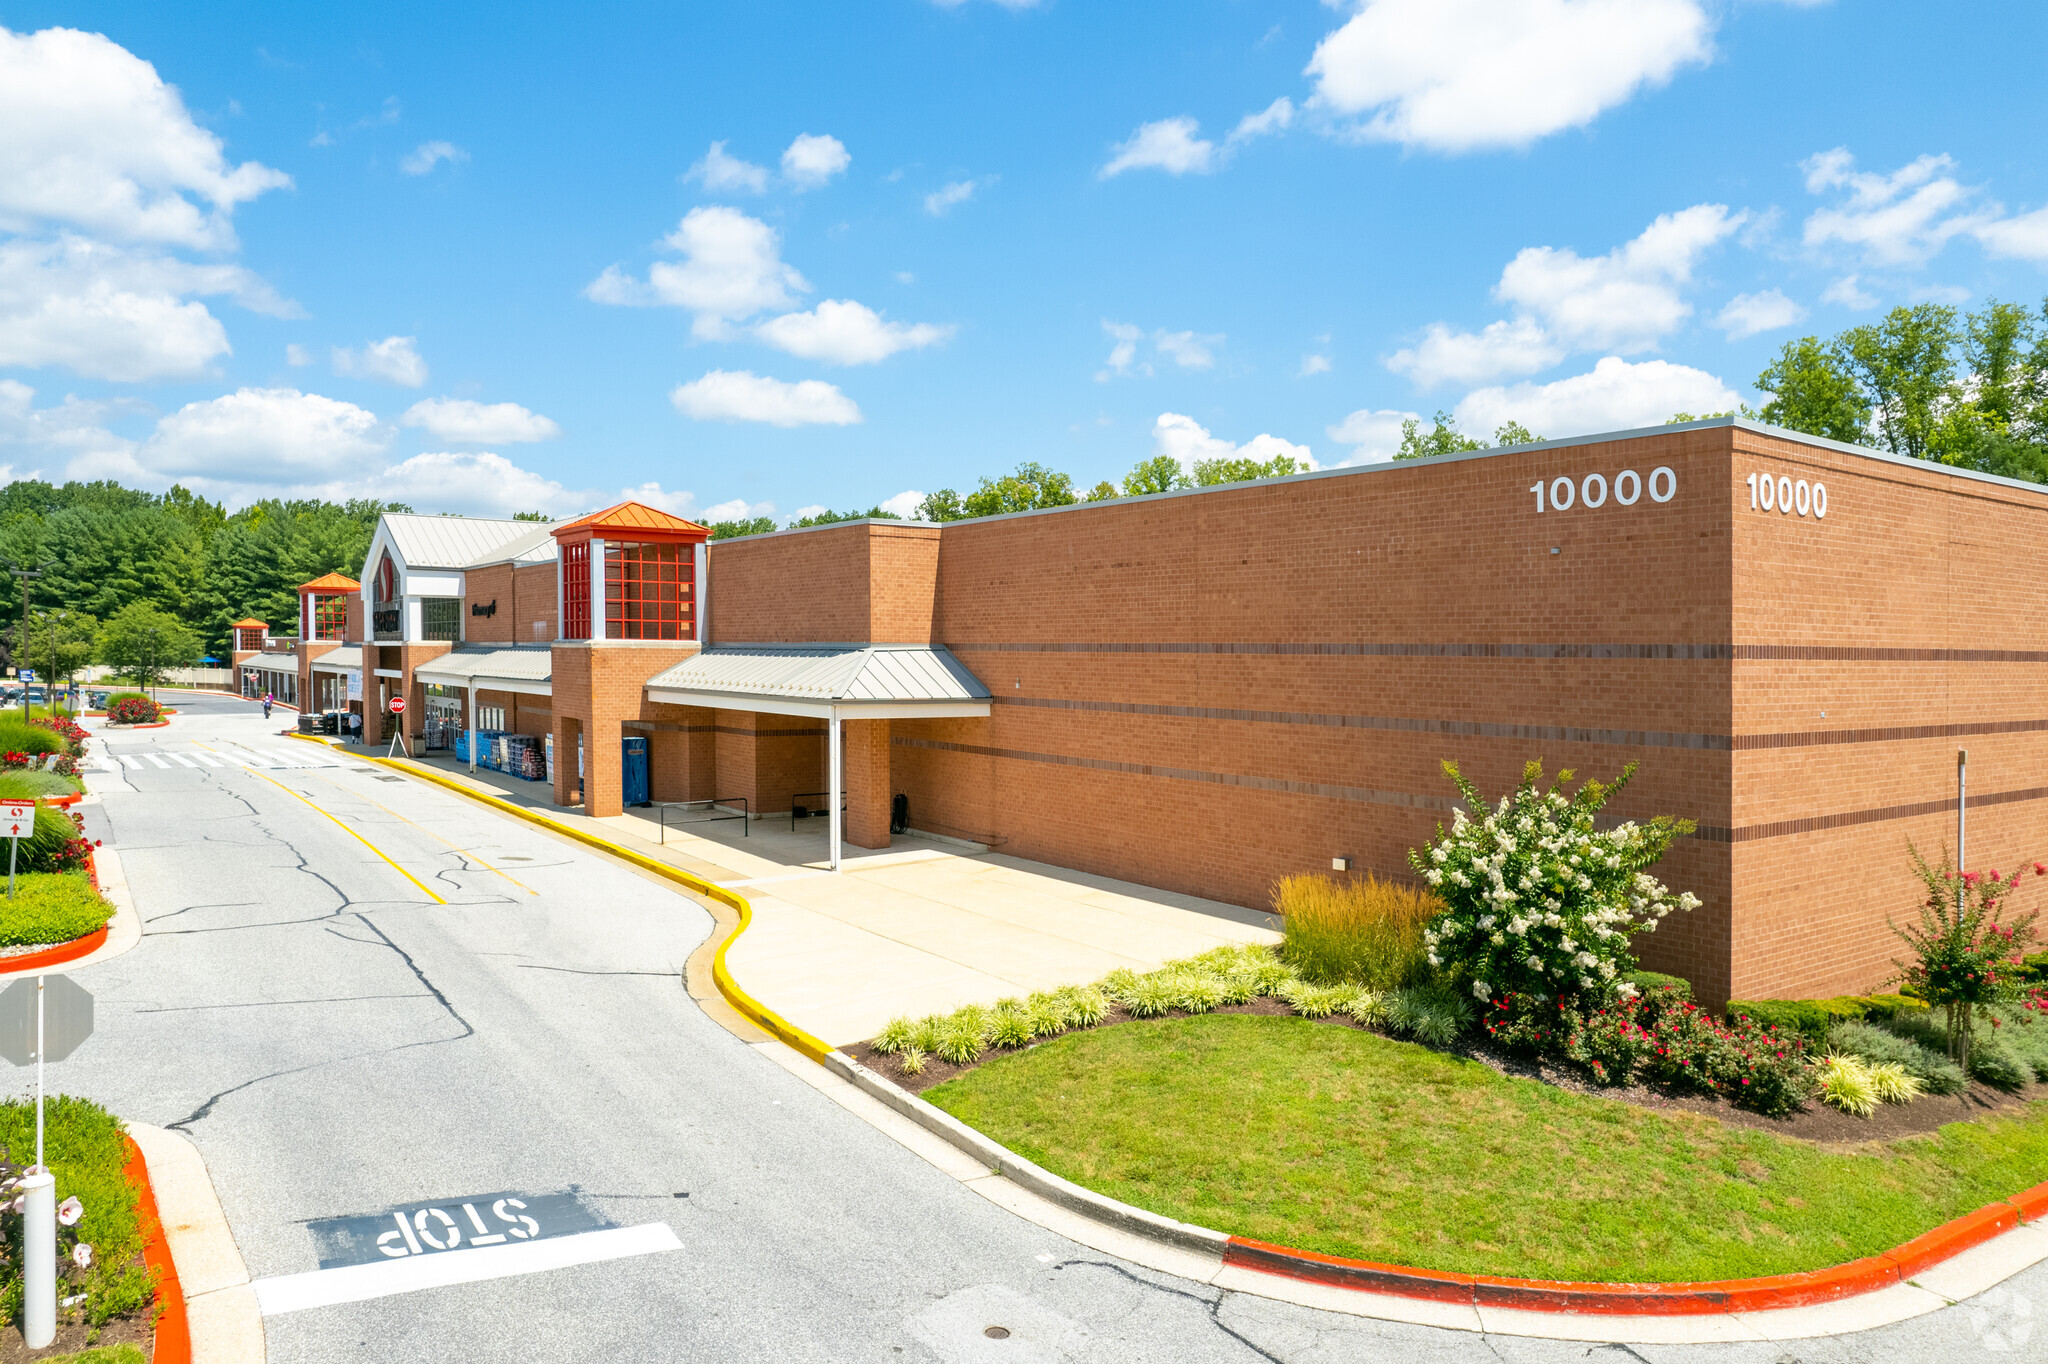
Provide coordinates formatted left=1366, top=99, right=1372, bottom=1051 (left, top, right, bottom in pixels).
left=118, top=754, right=144, bottom=769
left=195, top=754, right=226, bottom=767
left=144, top=754, right=171, bottom=769
left=168, top=754, right=199, bottom=768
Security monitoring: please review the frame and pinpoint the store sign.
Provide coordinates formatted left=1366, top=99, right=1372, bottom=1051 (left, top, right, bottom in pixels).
left=1529, top=466, right=1676, bottom=514
left=471, top=599, right=497, bottom=618
left=1747, top=470, right=1828, bottom=518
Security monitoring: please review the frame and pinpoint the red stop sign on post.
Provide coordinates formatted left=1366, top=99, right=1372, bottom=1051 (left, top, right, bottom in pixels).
left=388, top=696, right=406, bottom=714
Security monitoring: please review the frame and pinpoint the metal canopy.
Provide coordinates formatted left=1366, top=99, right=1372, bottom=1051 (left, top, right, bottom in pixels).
left=241, top=654, right=299, bottom=675
left=643, top=643, right=991, bottom=720
left=309, top=646, right=363, bottom=674
left=413, top=646, right=554, bottom=696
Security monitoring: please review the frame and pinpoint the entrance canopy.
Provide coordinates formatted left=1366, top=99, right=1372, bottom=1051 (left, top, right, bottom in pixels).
left=643, top=643, right=990, bottom=718
left=413, top=645, right=553, bottom=696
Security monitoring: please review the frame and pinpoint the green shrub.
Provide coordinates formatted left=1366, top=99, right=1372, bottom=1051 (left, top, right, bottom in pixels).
left=0, top=873, right=113, bottom=948
left=20, top=805, right=95, bottom=874
left=872, top=1016, right=915, bottom=1055
left=1727, top=997, right=1871, bottom=1044
left=1882, top=1008, right=2027, bottom=1088
left=1814, top=1054, right=1878, bottom=1116
left=1987, top=1006, right=2048, bottom=1081
left=1830, top=1019, right=1967, bottom=1095
left=1622, top=970, right=1692, bottom=1001
left=101, top=691, right=152, bottom=711
left=987, top=1009, right=1033, bottom=1049
left=1868, top=1062, right=1923, bottom=1105
left=1274, top=871, right=1438, bottom=990
left=0, top=719, right=65, bottom=758
left=897, top=1047, right=927, bottom=1076
left=0, top=769, right=82, bottom=800
left=1387, top=984, right=1473, bottom=1047
left=0, top=1095, right=154, bottom=1329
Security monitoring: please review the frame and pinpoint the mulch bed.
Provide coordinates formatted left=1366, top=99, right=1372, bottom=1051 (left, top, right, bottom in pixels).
left=0, top=1290, right=153, bottom=1361
left=847, top=999, right=2048, bottom=1145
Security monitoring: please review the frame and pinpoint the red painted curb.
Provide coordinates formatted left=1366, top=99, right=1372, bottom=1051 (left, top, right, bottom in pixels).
left=0, top=925, right=110, bottom=975
left=124, top=1133, right=192, bottom=1364
left=101, top=720, right=171, bottom=729
left=1223, top=1180, right=2048, bottom=1316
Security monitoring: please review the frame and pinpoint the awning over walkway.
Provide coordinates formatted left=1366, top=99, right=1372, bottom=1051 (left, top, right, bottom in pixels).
left=643, top=644, right=991, bottom=719
left=241, top=653, right=298, bottom=676
left=309, top=647, right=362, bottom=674
left=413, top=646, right=553, bottom=697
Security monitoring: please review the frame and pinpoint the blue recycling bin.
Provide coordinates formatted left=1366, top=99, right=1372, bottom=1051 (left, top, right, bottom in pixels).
left=622, top=735, right=650, bottom=807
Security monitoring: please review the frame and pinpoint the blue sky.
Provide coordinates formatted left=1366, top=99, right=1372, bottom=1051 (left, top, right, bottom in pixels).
left=2, top=1, right=2046, bottom=521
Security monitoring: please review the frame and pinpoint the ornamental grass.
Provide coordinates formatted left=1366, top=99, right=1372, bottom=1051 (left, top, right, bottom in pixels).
left=1273, top=871, right=1438, bottom=991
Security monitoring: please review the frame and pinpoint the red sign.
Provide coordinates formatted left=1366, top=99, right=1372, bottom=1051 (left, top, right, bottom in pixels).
left=388, top=696, right=407, bottom=714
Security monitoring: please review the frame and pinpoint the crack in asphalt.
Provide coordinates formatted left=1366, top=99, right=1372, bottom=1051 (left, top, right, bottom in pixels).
left=514, top=965, right=681, bottom=978
left=131, top=992, right=436, bottom=1013
left=1053, top=1260, right=1285, bottom=1363
left=352, top=912, right=476, bottom=1043
left=143, top=900, right=262, bottom=924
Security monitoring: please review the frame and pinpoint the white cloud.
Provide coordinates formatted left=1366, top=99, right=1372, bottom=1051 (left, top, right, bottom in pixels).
left=0, top=378, right=142, bottom=474
left=0, top=25, right=291, bottom=248
left=781, top=134, right=850, bottom=189
left=924, top=178, right=992, bottom=215
left=1496, top=203, right=1745, bottom=352
left=586, top=207, right=808, bottom=340
left=141, top=387, right=388, bottom=483
left=332, top=335, right=428, bottom=387
left=1821, top=275, right=1876, bottom=309
left=1324, top=408, right=1418, bottom=462
left=879, top=489, right=924, bottom=519
left=399, top=397, right=560, bottom=444
left=1976, top=205, right=2048, bottom=263
left=285, top=342, right=310, bottom=366
left=1386, top=316, right=1563, bottom=388
left=894, top=271, right=916, bottom=285
left=1715, top=289, right=1805, bottom=339
left=1100, top=118, right=1214, bottom=178
left=1152, top=412, right=1314, bottom=475
left=399, top=141, right=468, bottom=176
left=1801, top=149, right=1979, bottom=266
left=698, top=496, right=776, bottom=523
left=370, top=451, right=579, bottom=518
left=1096, top=320, right=1224, bottom=378
left=1453, top=356, right=1736, bottom=438
left=670, top=370, right=861, bottom=427
left=1226, top=98, right=1295, bottom=146
left=686, top=141, right=769, bottom=195
left=1299, top=354, right=1331, bottom=377
left=753, top=299, right=952, bottom=365
left=1305, top=0, right=1712, bottom=153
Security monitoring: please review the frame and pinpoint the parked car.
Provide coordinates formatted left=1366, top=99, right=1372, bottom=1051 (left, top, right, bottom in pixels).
left=87, top=690, right=110, bottom=709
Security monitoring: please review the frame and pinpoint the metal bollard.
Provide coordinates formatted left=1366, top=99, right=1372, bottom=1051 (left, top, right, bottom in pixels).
left=23, top=1169, right=54, bottom=1347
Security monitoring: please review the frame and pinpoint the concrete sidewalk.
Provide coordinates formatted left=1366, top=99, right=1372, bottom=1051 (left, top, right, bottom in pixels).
left=337, top=744, right=1279, bottom=1046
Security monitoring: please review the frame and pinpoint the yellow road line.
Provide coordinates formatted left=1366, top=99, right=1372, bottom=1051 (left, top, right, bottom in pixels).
left=193, top=743, right=447, bottom=905
left=300, top=770, right=539, bottom=896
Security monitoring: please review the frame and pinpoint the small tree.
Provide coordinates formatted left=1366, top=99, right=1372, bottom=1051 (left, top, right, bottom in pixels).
left=1892, top=845, right=2043, bottom=1070
left=1410, top=759, right=1699, bottom=1004
left=95, top=603, right=201, bottom=692
left=14, top=608, right=97, bottom=689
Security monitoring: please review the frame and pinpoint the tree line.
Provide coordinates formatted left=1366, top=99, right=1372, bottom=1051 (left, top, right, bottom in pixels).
left=0, top=480, right=400, bottom=668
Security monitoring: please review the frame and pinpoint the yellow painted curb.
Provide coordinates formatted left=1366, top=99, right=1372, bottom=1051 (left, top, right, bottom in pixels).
left=285, top=734, right=834, bottom=1062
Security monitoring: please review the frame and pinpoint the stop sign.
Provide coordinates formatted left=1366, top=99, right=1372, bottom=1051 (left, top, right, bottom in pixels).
left=389, top=696, right=407, bottom=714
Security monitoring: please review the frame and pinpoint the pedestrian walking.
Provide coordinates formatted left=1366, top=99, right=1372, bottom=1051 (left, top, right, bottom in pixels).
left=262, top=692, right=274, bottom=719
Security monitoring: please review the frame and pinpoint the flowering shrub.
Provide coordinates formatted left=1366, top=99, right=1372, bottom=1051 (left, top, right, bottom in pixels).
left=105, top=696, right=161, bottom=725
left=1892, top=844, right=2045, bottom=1068
left=0, top=751, right=26, bottom=771
left=50, top=754, right=79, bottom=779
left=28, top=716, right=88, bottom=753
left=1411, top=760, right=1700, bottom=1006
left=1483, top=985, right=1812, bottom=1116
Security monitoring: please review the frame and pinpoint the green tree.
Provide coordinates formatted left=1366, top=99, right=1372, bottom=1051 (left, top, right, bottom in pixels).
left=14, top=608, right=98, bottom=687
left=1836, top=304, right=1960, bottom=461
left=1121, top=455, right=1191, bottom=496
left=1083, top=480, right=1119, bottom=502
left=710, top=517, right=777, bottom=539
left=787, top=506, right=904, bottom=529
left=1755, top=336, right=1872, bottom=445
left=1192, top=452, right=1306, bottom=486
left=511, top=510, right=553, bottom=523
left=1393, top=411, right=1485, bottom=460
left=96, top=602, right=203, bottom=690
left=1490, top=421, right=1547, bottom=447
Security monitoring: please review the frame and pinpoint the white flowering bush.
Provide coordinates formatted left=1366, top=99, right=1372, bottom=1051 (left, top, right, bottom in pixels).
left=1408, top=759, right=1699, bottom=1005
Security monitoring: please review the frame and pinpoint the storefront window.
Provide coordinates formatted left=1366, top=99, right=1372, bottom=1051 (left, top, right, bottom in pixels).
left=313, top=594, right=349, bottom=640
left=604, top=542, right=693, bottom=640
left=421, top=597, right=461, bottom=641
left=561, top=540, right=591, bottom=639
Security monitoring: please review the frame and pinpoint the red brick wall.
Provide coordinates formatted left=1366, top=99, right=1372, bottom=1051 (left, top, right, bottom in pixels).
left=465, top=565, right=514, bottom=644
left=514, top=563, right=558, bottom=643
left=867, top=528, right=940, bottom=644
left=707, top=522, right=940, bottom=644
left=844, top=719, right=891, bottom=848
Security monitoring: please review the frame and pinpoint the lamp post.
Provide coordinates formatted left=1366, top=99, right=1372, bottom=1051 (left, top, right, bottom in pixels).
left=7, top=561, right=53, bottom=721
left=47, top=610, right=66, bottom=714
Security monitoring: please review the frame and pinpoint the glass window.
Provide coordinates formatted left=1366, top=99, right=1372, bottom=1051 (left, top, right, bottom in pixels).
left=562, top=540, right=591, bottom=639
left=421, top=597, right=461, bottom=641
left=604, top=542, right=693, bottom=640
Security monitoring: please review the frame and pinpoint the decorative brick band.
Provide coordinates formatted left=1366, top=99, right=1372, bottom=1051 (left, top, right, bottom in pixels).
left=1699, top=784, right=2048, bottom=844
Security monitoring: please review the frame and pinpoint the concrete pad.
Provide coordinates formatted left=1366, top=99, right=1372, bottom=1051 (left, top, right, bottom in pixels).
left=127, top=1121, right=265, bottom=1363
left=1210, top=1264, right=1488, bottom=1333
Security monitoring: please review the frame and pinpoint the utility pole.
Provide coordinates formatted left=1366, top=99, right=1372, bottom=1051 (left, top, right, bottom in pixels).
left=7, top=562, right=52, bottom=722
left=145, top=628, right=159, bottom=703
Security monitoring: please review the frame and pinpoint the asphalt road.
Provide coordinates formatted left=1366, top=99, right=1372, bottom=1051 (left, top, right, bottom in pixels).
left=42, top=691, right=2042, bottom=1361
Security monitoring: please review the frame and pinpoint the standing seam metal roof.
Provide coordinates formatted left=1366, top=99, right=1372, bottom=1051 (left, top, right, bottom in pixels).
left=382, top=514, right=539, bottom=569
left=412, top=647, right=554, bottom=684
left=644, top=644, right=989, bottom=703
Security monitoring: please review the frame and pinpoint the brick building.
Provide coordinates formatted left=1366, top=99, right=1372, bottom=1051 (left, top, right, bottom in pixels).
left=299, top=418, right=2048, bottom=1007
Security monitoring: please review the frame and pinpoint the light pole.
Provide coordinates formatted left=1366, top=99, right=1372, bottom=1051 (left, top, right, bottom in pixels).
left=145, top=627, right=159, bottom=703
left=47, top=610, right=65, bottom=714
left=8, top=561, right=53, bottom=721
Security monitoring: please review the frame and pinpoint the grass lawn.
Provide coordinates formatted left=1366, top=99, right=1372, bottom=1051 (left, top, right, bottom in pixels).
left=925, top=1013, right=2048, bottom=1283
left=0, top=1096, right=155, bottom=1331
left=0, top=872, right=114, bottom=947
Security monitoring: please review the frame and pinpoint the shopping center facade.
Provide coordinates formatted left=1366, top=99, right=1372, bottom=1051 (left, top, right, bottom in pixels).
left=228, top=418, right=2048, bottom=1008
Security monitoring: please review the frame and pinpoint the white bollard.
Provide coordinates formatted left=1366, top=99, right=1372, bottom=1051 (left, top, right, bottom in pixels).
left=23, top=1170, right=54, bottom=1347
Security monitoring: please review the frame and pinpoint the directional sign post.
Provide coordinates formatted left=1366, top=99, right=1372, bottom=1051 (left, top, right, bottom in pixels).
left=0, top=975, right=93, bottom=1350
left=0, top=800, right=33, bottom=899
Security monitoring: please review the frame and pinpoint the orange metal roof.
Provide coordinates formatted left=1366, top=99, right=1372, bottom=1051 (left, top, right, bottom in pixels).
left=297, top=572, right=360, bottom=593
left=230, top=618, right=268, bottom=628
left=552, top=500, right=711, bottom=539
